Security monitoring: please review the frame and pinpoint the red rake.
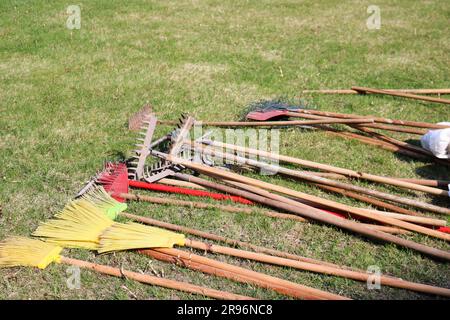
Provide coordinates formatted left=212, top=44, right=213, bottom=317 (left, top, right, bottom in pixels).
left=97, top=162, right=253, bottom=205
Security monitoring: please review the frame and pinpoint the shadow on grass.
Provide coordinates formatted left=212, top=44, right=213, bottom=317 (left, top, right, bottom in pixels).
left=105, top=150, right=128, bottom=163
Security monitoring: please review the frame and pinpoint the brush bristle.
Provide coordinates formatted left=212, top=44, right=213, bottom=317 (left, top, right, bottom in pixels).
left=32, top=200, right=115, bottom=250
left=98, top=222, right=185, bottom=253
left=0, top=237, right=62, bottom=269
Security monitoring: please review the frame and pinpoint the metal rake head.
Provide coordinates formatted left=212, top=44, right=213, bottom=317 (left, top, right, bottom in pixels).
left=128, top=112, right=157, bottom=180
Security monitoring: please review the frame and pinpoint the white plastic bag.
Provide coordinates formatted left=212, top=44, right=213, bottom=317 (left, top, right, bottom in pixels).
left=420, top=122, right=450, bottom=159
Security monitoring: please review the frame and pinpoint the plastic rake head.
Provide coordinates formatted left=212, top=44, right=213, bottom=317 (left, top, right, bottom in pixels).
left=0, top=237, right=62, bottom=269
left=93, top=162, right=129, bottom=202
left=32, top=200, right=116, bottom=250
left=98, top=222, right=186, bottom=253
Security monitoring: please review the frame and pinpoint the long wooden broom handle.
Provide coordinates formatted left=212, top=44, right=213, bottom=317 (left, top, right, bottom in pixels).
left=353, top=126, right=435, bottom=156
left=222, top=179, right=438, bottom=235
left=358, top=208, right=445, bottom=227
left=168, top=159, right=450, bottom=261
left=200, top=140, right=450, bottom=206
left=162, top=175, right=450, bottom=191
left=323, top=126, right=450, bottom=167
left=159, top=118, right=374, bottom=127
left=142, top=249, right=319, bottom=300
left=292, top=108, right=450, bottom=129
left=192, top=143, right=450, bottom=218
left=323, top=191, right=445, bottom=226
left=211, top=168, right=449, bottom=240
left=352, top=86, right=450, bottom=105
left=146, top=248, right=349, bottom=300
left=59, top=256, right=252, bottom=300
left=302, top=89, right=450, bottom=96
left=191, top=142, right=449, bottom=217
left=184, top=239, right=450, bottom=298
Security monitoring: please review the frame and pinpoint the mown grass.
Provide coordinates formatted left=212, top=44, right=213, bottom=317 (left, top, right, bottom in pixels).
left=0, top=0, right=449, bottom=299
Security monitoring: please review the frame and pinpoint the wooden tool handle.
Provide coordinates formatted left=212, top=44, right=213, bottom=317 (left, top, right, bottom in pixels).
left=159, top=178, right=206, bottom=189
left=293, top=108, right=450, bottom=129
left=161, top=119, right=374, bottom=127
left=193, top=143, right=450, bottom=227
left=313, top=183, right=424, bottom=217
left=60, top=256, right=252, bottom=300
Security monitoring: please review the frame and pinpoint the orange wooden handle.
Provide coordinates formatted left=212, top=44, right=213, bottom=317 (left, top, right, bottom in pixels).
left=60, top=256, right=253, bottom=300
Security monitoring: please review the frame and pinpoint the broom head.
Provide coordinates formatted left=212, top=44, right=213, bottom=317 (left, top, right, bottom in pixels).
left=0, top=237, right=62, bottom=269
left=32, top=198, right=116, bottom=250
left=99, top=222, right=186, bottom=253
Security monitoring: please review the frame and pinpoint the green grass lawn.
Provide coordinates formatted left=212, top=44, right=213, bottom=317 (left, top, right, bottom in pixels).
left=0, top=0, right=449, bottom=299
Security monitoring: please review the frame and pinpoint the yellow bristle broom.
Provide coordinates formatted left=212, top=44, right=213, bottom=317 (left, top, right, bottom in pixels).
left=0, top=237, right=63, bottom=269
left=0, top=237, right=250, bottom=300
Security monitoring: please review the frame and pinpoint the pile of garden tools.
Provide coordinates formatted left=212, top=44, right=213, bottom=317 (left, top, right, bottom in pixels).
left=1, top=98, right=450, bottom=300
